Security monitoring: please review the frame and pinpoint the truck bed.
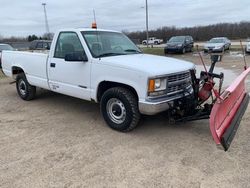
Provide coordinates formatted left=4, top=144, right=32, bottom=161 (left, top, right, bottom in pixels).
left=2, top=51, right=50, bottom=89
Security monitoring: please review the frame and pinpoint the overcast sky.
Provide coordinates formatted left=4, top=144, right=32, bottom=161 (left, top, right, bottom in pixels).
left=1, top=0, right=250, bottom=37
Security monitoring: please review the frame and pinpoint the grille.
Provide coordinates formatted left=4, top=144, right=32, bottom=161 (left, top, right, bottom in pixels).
left=167, top=71, right=192, bottom=95
left=168, top=72, right=191, bottom=82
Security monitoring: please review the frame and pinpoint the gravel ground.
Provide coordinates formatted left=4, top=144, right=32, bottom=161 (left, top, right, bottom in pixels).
left=0, top=53, right=250, bottom=188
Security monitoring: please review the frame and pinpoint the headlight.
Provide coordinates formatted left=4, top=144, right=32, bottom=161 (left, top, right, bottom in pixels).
left=148, top=78, right=167, bottom=97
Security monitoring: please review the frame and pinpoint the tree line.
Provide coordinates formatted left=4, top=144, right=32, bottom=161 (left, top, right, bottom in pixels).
left=0, top=33, right=54, bottom=43
left=126, top=21, right=250, bottom=43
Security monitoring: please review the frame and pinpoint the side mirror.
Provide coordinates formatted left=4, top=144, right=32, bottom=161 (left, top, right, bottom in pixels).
left=65, top=52, right=88, bottom=62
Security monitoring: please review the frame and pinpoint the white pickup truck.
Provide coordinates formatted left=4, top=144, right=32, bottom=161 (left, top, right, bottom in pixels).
left=142, top=37, right=163, bottom=45
left=2, top=28, right=250, bottom=151
left=1, top=28, right=194, bottom=131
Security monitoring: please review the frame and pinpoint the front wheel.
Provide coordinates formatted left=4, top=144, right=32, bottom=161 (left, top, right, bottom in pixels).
left=16, top=73, right=36, bottom=101
left=100, top=87, right=140, bottom=132
left=182, top=48, right=186, bottom=54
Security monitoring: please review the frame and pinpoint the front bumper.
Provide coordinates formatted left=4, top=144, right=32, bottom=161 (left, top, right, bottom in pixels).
left=165, top=47, right=183, bottom=53
left=139, top=91, right=193, bottom=115
left=204, top=47, right=223, bottom=53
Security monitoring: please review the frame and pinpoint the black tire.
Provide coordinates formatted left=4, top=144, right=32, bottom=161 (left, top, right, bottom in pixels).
left=154, top=41, right=159, bottom=45
left=182, top=48, right=186, bottom=54
left=100, top=87, right=140, bottom=132
left=16, top=73, right=36, bottom=101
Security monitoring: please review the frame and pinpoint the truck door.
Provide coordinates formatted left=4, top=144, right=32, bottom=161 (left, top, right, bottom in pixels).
left=48, top=32, right=91, bottom=100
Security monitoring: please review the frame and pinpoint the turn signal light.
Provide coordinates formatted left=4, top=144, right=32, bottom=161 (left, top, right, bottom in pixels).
left=148, top=79, right=155, bottom=92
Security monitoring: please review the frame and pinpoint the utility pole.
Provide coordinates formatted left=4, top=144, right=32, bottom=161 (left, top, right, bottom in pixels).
left=42, top=3, right=50, bottom=38
left=145, top=0, right=149, bottom=48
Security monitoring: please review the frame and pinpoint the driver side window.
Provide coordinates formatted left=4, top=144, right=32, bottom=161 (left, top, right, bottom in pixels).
left=54, top=32, right=85, bottom=59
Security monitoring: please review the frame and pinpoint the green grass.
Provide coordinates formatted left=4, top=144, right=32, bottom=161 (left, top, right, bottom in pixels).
left=142, top=48, right=165, bottom=56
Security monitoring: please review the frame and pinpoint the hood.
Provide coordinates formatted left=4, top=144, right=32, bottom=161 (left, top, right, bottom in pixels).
left=99, top=54, right=195, bottom=76
left=204, top=42, right=224, bottom=48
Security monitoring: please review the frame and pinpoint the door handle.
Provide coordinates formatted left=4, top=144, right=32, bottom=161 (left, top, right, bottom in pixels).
left=50, top=63, right=56, bottom=68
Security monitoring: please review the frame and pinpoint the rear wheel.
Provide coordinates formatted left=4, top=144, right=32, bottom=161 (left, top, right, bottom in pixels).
left=16, top=73, right=36, bottom=101
left=100, top=87, right=140, bottom=132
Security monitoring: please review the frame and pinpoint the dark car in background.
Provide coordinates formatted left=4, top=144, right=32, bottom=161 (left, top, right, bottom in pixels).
left=29, top=40, right=51, bottom=50
left=164, top=36, right=193, bottom=54
left=0, top=44, right=14, bottom=69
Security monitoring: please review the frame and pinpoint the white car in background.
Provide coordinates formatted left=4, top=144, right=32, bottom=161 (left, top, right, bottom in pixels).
left=204, top=37, right=231, bottom=53
left=245, top=39, right=250, bottom=53
left=142, top=37, right=163, bottom=45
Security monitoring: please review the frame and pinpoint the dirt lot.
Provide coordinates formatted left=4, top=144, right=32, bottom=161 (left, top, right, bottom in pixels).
left=0, top=53, right=250, bottom=188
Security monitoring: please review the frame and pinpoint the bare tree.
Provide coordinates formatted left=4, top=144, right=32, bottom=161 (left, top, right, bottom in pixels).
left=126, top=22, right=250, bottom=43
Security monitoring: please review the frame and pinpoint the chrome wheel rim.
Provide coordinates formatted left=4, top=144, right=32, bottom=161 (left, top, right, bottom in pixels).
left=18, top=80, right=27, bottom=96
left=106, top=98, right=126, bottom=124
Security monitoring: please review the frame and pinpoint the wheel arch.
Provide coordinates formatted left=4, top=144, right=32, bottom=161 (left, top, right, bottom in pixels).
left=12, top=66, right=25, bottom=78
left=96, top=81, right=139, bottom=102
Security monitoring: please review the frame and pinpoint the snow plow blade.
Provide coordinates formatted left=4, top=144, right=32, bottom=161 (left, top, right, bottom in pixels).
left=210, top=67, right=250, bottom=151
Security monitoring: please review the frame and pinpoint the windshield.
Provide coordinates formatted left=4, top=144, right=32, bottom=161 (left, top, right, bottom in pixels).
left=0, top=44, right=14, bottom=52
left=209, top=38, right=225, bottom=43
left=81, top=31, right=141, bottom=58
left=168, top=36, right=185, bottom=43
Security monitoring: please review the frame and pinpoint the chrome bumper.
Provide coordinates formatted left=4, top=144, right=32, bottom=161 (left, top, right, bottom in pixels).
left=139, top=92, right=193, bottom=115
left=139, top=100, right=171, bottom=115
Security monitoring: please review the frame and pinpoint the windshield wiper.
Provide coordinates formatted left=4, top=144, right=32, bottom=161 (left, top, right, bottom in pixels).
left=124, top=49, right=142, bottom=53
left=96, top=53, right=125, bottom=58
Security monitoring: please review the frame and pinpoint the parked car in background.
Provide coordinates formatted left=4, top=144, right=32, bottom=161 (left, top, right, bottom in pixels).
left=204, top=37, right=231, bottom=53
left=245, top=38, right=250, bottom=54
left=142, top=37, right=163, bottom=45
left=0, top=44, right=14, bottom=69
left=164, top=36, right=194, bottom=54
left=29, top=40, right=52, bottom=50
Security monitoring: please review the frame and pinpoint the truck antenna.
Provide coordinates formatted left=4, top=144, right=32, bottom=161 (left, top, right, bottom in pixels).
left=92, top=9, right=101, bottom=59
left=240, top=40, right=248, bottom=70
left=93, top=9, right=97, bottom=25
